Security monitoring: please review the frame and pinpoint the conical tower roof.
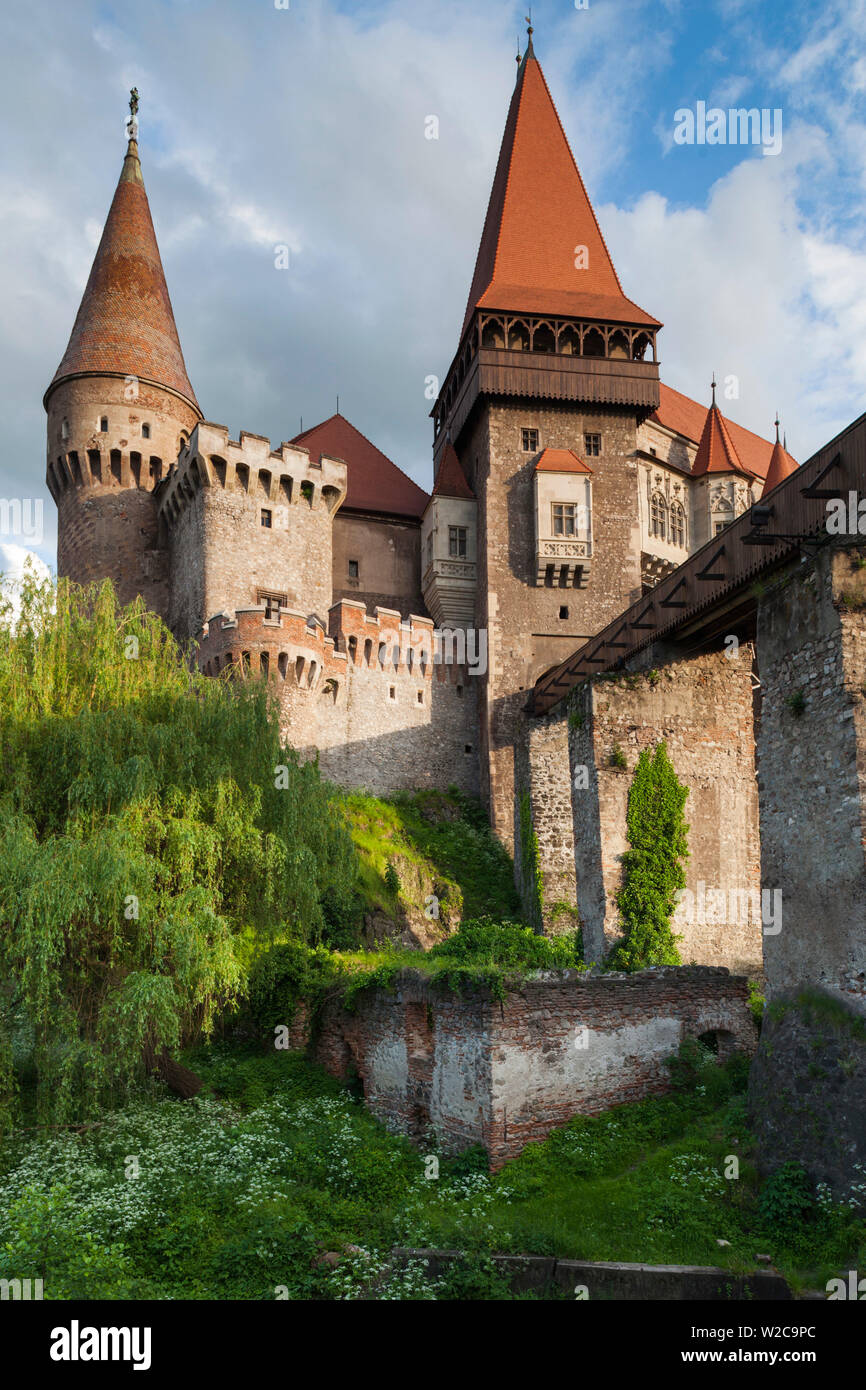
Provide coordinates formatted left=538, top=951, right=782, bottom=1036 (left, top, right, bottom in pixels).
left=762, top=420, right=798, bottom=496
left=461, top=40, right=660, bottom=336
left=45, top=125, right=200, bottom=413
left=691, top=386, right=755, bottom=480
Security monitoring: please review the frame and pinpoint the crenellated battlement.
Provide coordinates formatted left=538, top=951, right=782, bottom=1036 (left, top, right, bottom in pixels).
left=158, top=420, right=347, bottom=527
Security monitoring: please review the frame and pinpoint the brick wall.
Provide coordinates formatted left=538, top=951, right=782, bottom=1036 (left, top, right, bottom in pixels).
left=309, top=965, right=755, bottom=1169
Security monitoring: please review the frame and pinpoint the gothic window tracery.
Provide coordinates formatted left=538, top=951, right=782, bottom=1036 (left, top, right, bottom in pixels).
left=650, top=491, right=668, bottom=540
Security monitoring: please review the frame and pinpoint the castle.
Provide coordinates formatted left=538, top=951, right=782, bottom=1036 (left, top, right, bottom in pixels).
left=45, top=35, right=798, bottom=925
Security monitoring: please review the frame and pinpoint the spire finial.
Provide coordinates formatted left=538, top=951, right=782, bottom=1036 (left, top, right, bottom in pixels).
left=525, top=10, right=535, bottom=56
left=774, top=412, right=781, bottom=444
left=127, top=88, right=139, bottom=142
left=711, top=373, right=717, bottom=407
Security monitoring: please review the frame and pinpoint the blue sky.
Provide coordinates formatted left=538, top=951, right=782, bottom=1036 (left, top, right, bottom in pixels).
left=2, top=0, right=866, bottom=576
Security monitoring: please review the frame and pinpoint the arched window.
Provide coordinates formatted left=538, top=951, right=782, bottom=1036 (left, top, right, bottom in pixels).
left=650, top=492, right=667, bottom=540
left=670, top=500, right=686, bottom=547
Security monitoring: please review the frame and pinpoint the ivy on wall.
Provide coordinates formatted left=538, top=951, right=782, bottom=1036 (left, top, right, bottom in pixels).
left=518, top=791, right=544, bottom=932
left=607, top=742, right=688, bottom=971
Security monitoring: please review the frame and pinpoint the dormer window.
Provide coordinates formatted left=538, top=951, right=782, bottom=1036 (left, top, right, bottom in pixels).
left=522, top=428, right=539, bottom=452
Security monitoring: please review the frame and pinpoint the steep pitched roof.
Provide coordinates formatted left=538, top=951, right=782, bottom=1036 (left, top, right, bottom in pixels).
left=691, top=396, right=754, bottom=479
left=762, top=428, right=799, bottom=496
left=651, top=383, right=793, bottom=481
left=534, top=448, right=593, bottom=474
left=433, top=440, right=475, bottom=498
left=292, top=413, right=429, bottom=518
left=46, top=136, right=199, bottom=412
left=461, top=47, right=660, bottom=337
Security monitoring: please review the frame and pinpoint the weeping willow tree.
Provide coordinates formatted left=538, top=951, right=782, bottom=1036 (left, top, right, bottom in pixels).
left=0, top=570, right=359, bottom=1127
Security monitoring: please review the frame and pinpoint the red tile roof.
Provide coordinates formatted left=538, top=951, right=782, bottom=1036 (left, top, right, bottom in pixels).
left=651, top=383, right=794, bottom=481
left=461, top=49, right=660, bottom=337
left=291, top=414, right=429, bottom=518
left=762, top=435, right=799, bottom=496
left=691, top=400, right=753, bottom=479
left=433, top=440, right=475, bottom=498
left=47, top=139, right=199, bottom=412
left=534, top=448, right=593, bottom=474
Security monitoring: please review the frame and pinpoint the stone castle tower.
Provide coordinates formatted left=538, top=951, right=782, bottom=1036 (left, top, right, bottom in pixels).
left=45, top=55, right=794, bottom=829
left=44, top=107, right=201, bottom=620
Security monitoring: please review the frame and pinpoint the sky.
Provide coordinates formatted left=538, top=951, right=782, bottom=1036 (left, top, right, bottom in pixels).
left=2, top=0, right=866, bottom=576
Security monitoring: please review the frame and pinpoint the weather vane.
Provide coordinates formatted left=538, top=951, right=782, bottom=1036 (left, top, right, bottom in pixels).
left=127, top=88, right=139, bottom=139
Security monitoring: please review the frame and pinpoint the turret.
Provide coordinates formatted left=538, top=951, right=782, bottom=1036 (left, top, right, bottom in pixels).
left=44, top=92, right=201, bottom=617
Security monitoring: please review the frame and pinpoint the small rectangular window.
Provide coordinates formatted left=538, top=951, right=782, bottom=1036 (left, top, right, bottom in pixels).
left=259, top=590, right=287, bottom=619
left=261, top=509, right=272, bottom=528
left=449, top=526, right=467, bottom=558
left=521, top=428, right=539, bottom=452
left=552, top=503, right=577, bottom=536
left=99, top=417, right=108, bottom=432
left=141, top=423, right=151, bottom=439
left=584, top=433, right=601, bottom=457
left=348, top=559, right=359, bottom=579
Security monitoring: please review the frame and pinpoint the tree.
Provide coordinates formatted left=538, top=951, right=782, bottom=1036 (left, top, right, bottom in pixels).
left=0, top=571, right=358, bottom=1127
left=607, top=741, right=689, bottom=970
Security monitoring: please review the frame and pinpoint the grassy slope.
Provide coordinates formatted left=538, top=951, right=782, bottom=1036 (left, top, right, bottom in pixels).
left=341, top=789, right=521, bottom=924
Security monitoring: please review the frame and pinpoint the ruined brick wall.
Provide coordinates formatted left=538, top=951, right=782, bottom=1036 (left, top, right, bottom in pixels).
left=161, top=422, right=347, bottom=644
left=756, top=545, right=866, bottom=1008
left=197, top=601, right=480, bottom=796
left=456, top=400, right=643, bottom=853
left=309, top=966, right=755, bottom=1169
left=47, top=376, right=199, bottom=620
left=567, top=647, right=762, bottom=975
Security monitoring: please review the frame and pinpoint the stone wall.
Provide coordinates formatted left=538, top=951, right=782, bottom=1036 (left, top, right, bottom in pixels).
left=197, top=600, right=480, bottom=796
left=455, top=399, right=644, bottom=852
left=310, top=966, right=755, bottom=1170
left=566, top=647, right=762, bottom=975
left=513, top=707, right=577, bottom=932
left=46, top=375, right=199, bottom=620
left=161, top=422, right=347, bottom=643
left=332, top=509, right=424, bottom=618
left=756, top=544, right=866, bottom=1008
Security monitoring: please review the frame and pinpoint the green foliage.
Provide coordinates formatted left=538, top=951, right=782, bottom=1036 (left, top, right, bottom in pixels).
left=246, top=942, right=339, bottom=1038
left=787, top=689, right=806, bottom=717
left=429, top=917, right=582, bottom=972
left=609, top=744, right=627, bottom=769
left=748, top=980, right=765, bottom=1028
left=0, top=573, right=358, bottom=1125
left=343, top=789, right=519, bottom=924
left=758, top=1162, right=815, bottom=1230
left=607, top=742, right=688, bottom=971
left=383, top=862, right=400, bottom=896
left=518, top=792, right=544, bottom=930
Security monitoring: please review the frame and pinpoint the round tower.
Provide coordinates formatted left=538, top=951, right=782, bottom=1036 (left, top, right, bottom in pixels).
left=44, top=94, right=201, bottom=618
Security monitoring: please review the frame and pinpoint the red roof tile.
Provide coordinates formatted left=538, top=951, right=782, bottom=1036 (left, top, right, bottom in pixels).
left=47, top=139, right=199, bottom=412
left=461, top=50, right=660, bottom=337
left=433, top=440, right=475, bottom=498
left=292, top=414, right=429, bottom=518
left=534, top=448, right=593, bottom=474
left=762, top=435, right=799, bottom=496
left=651, top=383, right=794, bottom=481
left=691, top=400, right=753, bottom=479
